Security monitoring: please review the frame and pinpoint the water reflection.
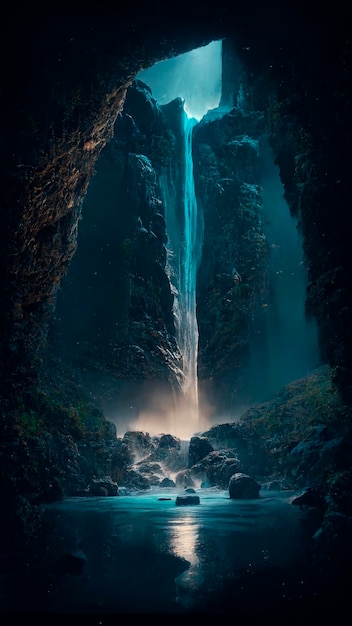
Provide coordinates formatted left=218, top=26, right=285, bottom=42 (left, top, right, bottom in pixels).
left=2, top=488, right=311, bottom=615
left=168, top=515, right=203, bottom=608
left=169, top=516, right=199, bottom=565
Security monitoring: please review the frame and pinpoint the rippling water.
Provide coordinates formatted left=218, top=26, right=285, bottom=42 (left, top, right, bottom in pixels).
left=2, top=487, right=319, bottom=617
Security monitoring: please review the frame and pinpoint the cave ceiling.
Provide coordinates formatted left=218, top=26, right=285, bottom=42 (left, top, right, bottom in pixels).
left=1, top=1, right=350, bottom=399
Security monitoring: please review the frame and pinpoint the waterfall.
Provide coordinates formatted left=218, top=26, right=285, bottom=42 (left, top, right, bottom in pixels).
left=162, top=111, right=204, bottom=433
left=178, top=114, right=203, bottom=411
left=136, top=41, right=221, bottom=436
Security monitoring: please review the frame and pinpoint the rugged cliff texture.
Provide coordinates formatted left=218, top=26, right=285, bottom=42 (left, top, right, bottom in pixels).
left=1, top=2, right=351, bottom=573
left=2, top=5, right=350, bottom=406
left=53, top=80, right=186, bottom=424
left=233, top=17, right=352, bottom=400
left=194, top=106, right=269, bottom=411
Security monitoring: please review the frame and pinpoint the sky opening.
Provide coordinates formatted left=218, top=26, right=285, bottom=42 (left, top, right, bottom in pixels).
left=137, top=39, right=223, bottom=121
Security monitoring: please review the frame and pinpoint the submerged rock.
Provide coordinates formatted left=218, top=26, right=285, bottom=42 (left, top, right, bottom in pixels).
left=175, top=495, right=200, bottom=506
left=54, top=550, right=87, bottom=576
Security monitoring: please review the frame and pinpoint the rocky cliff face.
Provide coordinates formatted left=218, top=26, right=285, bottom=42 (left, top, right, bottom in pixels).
left=55, top=81, right=183, bottom=391
left=2, top=5, right=350, bottom=408
left=194, top=106, right=269, bottom=412
left=54, top=79, right=273, bottom=421
left=1, top=2, right=351, bottom=563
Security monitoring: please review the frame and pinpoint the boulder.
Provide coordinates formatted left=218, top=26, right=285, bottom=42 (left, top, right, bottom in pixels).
left=228, top=472, right=261, bottom=499
left=188, top=436, right=213, bottom=467
left=291, top=487, right=327, bottom=510
left=160, top=477, right=176, bottom=488
left=175, top=470, right=196, bottom=488
left=175, top=495, right=200, bottom=506
left=158, top=433, right=181, bottom=450
left=190, top=449, right=240, bottom=488
left=87, top=476, right=119, bottom=496
left=134, top=460, right=165, bottom=485
left=122, top=431, right=155, bottom=460
left=201, top=423, right=244, bottom=450
left=124, top=468, right=151, bottom=491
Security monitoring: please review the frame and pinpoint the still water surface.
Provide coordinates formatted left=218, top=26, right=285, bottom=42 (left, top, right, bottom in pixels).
left=29, top=487, right=312, bottom=616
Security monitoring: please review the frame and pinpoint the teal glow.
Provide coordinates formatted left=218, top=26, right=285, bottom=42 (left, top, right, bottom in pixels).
left=137, top=42, right=222, bottom=430
left=138, top=40, right=222, bottom=121
left=177, top=115, right=203, bottom=410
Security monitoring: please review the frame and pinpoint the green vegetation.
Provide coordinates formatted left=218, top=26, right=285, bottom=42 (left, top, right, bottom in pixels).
left=17, top=408, right=41, bottom=437
left=247, top=366, right=344, bottom=435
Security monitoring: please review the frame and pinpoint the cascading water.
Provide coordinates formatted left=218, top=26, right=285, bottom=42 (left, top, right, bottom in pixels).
left=159, top=111, right=204, bottom=436
left=138, top=40, right=222, bottom=436
left=174, top=113, right=203, bottom=427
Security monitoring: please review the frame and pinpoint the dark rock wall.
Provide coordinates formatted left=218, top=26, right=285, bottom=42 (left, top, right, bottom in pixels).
left=0, top=2, right=351, bottom=514
left=54, top=80, right=184, bottom=395
left=0, top=7, right=226, bottom=402
left=194, top=107, right=269, bottom=413
left=227, top=15, right=352, bottom=400
left=54, top=78, right=274, bottom=421
left=2, top=4, right=350, bottom=403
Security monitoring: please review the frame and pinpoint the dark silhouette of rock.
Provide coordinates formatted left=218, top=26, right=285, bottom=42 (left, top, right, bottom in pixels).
left=159, top=477, right=176, bottom=488
left=188, top=435, right=213, bottom=467
left=54, top=551, right=87, bottom=576
left=87, top=476, right=119, bottom=496
left=291, top=487, right=327, bottom=510
left=158, top=433, right=181, bottom=449
left=229, top=472, right=261, bottom=499
left=175, top=495, right=200, bottom=506
left=190, top=449, right=240, bottom=489
left=175, top=470, right=196, bottom=488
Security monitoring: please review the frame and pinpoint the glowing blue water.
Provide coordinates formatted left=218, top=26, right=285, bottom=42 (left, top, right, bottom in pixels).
left=159, top=111, right=204, bottom=436
left=136, top=42, right=219, bottom=436
left=177, top=115, right=203, bottom=410
left=35, top=487, right=307, bottom=614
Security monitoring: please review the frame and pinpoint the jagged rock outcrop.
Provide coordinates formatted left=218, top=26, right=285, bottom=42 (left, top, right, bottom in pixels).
left=228, top=472, right=261, bottom=499
left=190, top=450, right=241, bottom=489
left=188, top=435, right=214, bottom=467
left=1, top=6, right=351, bottom=606
left=54, top=80, right=184, bottom=399
left=193, top=108, right=270, bottom=412
left=1, top=4, right=350, bottom=405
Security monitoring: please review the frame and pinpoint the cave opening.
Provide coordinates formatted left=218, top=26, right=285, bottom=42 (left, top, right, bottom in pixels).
left=2, top=10, right=351, bottom=618
left=137, top=39, right=223, bottom=121
left=55, top=38, right=320, bottom=441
